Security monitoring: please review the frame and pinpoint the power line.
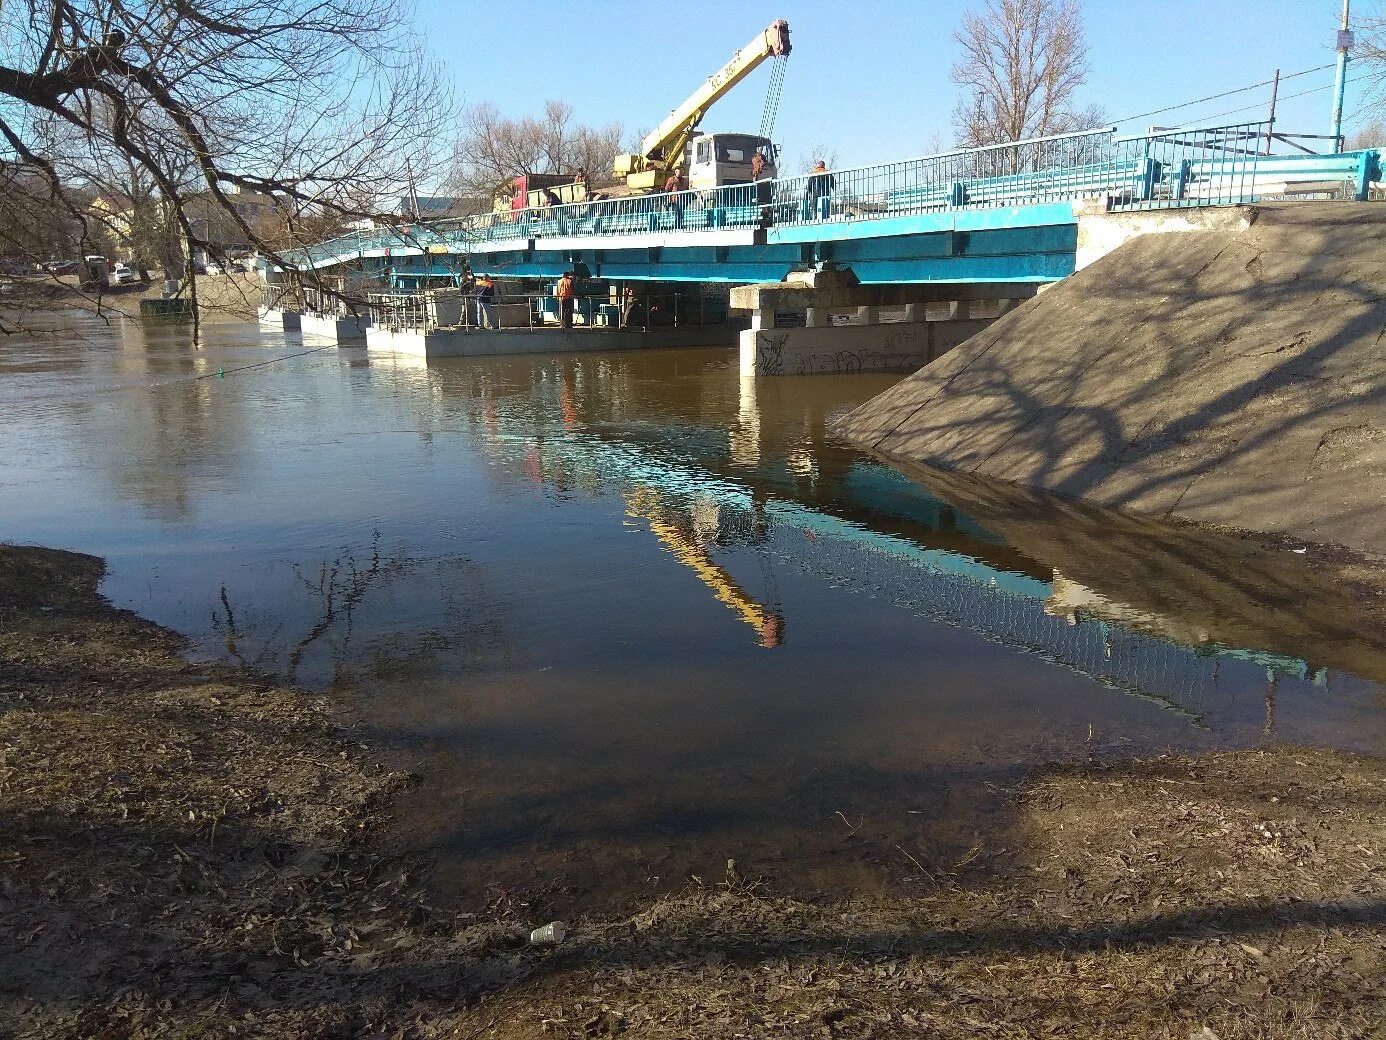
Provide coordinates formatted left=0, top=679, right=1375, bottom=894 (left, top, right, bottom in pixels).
left=1191, top=72, right=1371, bottom=124
left=1113, top=63, right=1335, bottom=125
left=146, top=342, right=340, bottom=389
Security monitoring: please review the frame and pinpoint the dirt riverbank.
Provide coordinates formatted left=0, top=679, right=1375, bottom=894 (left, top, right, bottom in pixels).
left=2, top=543, right=1383, bottom=1038
left=1, top=271, right=263, bottom=324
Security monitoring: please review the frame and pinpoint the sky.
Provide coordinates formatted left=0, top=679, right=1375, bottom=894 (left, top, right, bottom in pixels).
left=415, top=0, right=1382, bottom=177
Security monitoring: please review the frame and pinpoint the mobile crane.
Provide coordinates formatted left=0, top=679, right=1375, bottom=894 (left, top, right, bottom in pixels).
left=612, top=18, right=792, bottom=193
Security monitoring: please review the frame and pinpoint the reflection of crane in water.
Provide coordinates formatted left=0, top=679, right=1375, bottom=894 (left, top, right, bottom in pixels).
left=625, top=485, right=784, bottom=648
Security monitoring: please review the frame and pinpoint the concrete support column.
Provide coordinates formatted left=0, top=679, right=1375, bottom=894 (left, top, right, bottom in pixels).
left=994, top=298, right=1018, bottom=316
left=857, top=305, right=879, bottom=325
left=945, top=300, right=969, bottom=321
left=903, top=303, right=921, bottom=323
left=751, top=305, right=774, bottom=332
left=805, top=306, right=825, bottom=328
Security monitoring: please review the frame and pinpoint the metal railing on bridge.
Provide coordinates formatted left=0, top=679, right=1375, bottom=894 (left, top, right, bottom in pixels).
left=366, top=290, right=726, bottom=333
left=282, top=123, right=1382, bottom=270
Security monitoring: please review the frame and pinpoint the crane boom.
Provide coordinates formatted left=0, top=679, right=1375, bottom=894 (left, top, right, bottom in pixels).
left=640, top=19, right=791, bottom=163
left=613, top=19, right=791, bottom=189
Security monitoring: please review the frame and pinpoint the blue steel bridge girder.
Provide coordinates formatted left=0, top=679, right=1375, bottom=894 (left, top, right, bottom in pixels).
left=300, top=201, right=1082, bottom=286
left=443, top=221, right=1078, bottom=285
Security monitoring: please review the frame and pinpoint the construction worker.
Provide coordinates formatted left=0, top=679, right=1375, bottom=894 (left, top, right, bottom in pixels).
left=474, top=274, right=497, bottom=330
left=751, top=151, right=772, bottom=226
left=555, top=271, right=576, bottom=329
left=620, top=285, right=641, bottom=329
left=804, top=159, right=835, bottom=219
left=663, top=166, right=687, bottom=229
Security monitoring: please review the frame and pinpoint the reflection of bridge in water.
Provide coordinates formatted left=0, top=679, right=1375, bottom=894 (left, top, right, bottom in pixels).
left=457, top=395, right=1335, bottom=732
left=358, top=346, right=1381, bottom=730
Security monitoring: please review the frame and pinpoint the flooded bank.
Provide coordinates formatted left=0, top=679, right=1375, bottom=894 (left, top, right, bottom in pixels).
left=2, top=314, right=1385, bottom=912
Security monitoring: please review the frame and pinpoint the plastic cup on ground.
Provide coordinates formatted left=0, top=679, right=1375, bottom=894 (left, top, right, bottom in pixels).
left=529, top=921, right=566, bottom=945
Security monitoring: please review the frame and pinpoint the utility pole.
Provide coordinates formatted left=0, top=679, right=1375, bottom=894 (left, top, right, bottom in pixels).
left=1266, top=68, right=1280, bottom=155
left=1329, top=0, right=1352, bottom=153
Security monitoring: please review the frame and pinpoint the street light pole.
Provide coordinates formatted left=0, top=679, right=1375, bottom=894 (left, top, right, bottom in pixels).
left=1329, top=0, right=1352, bottom=153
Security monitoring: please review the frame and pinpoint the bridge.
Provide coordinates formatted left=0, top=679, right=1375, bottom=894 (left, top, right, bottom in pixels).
left=282, top=122, right=1381, bottom=290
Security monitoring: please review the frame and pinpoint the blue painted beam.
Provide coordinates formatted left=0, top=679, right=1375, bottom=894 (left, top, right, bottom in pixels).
left=454, top=223, right=1078, bottom=284
left=765, top=201, right=1078, bottom=245
left=845, top=252, right=1074, bottom=285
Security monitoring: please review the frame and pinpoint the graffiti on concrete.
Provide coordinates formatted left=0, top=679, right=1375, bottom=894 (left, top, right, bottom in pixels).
left=756, top=331, right=789, bottom=376
left=781, top=324, right=930, bottom=376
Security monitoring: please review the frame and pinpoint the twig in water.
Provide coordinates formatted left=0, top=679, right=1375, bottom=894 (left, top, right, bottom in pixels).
left=895, top=844, right=940, bottom=884
left=951, top=844, right=983, bottom=871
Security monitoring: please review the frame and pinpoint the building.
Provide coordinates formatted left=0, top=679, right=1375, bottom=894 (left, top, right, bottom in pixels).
left=88, top=185, right=283, bottom=262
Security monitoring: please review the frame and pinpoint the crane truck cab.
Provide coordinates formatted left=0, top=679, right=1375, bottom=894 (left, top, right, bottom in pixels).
left=685, top=133, right=778, bottom=190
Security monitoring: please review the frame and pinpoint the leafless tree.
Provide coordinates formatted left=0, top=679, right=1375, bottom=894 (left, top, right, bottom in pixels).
left=0, top=0, right=453, bottom=332
left=38, top=102, right=201, bottom=274
left=1, top=162, right=86, bottom=266
left=447, top=100, right=623, bottom=209
left=1361, top=4, right=1386, bottom=109
left=1348, top=118, right=1385, bottom=148
left=951, top=0, right=1095, bottom=147
left=792, top=143, right=840, bottom=174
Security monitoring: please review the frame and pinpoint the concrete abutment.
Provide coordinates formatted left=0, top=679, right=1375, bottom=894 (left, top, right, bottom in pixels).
left=731, top=274, right=1030, bottom=376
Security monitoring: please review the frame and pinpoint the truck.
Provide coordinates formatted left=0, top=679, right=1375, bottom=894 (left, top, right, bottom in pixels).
left=495, top=172, right=591, bottom=213
left=613, top=18, right=792, bottom=193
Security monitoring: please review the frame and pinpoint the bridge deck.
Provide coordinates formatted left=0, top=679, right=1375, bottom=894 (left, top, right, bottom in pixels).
left=281, top=123, right=1381, bottom=285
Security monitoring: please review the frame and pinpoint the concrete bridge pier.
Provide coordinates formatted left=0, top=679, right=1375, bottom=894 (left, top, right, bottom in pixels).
left=256, top=272, right=372, bottom=343
left=257, top=305, right=371, bottom=342
left=299, top=312, right=370, bottom=342
left=733, top=274, right=1030, bottom=377
left=257, top=305, right=302, bottom=333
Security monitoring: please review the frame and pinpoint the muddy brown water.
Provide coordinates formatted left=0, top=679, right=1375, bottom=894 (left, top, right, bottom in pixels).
left=3, top=313, right=1384, bottom=912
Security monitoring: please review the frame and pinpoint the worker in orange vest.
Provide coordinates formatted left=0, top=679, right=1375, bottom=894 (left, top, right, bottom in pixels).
left=555, top=271, right=576, bottom=328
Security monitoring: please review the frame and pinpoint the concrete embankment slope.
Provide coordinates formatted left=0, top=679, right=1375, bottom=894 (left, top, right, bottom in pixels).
left=835, top=202, right=1386, bottom=557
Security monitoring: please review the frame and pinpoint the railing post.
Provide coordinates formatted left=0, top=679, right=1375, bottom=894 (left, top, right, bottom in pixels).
left=1173, top=159, right=1192, bottom=201
left=1138, top=157, right=1160, bottom=201
left=1355, top=150, right=1379, bottom=201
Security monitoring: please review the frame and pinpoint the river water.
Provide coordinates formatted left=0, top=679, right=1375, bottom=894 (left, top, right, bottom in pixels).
left=3, top=314, right=1384, bottom=908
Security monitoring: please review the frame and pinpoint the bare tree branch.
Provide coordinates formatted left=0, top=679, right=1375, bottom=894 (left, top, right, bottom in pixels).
left=951, top=0, right=1096, bottom=148
left=445, top=100, right=623, bottom=210
left=1359, top=3, right=1386, bottom=110
left=0, top=0, right=455, bottom=330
